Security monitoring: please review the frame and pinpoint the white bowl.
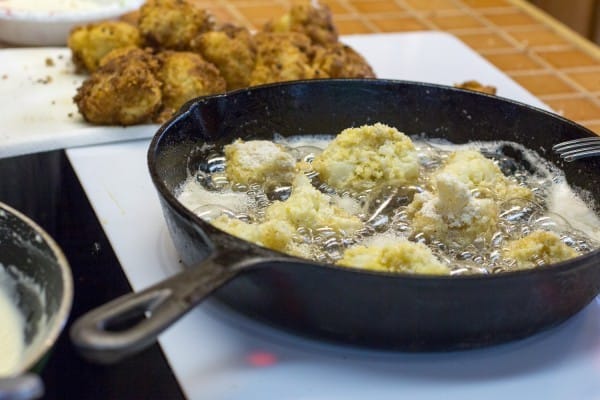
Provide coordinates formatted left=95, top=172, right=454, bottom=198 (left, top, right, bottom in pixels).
left=0, top=0, right=145, bottom=46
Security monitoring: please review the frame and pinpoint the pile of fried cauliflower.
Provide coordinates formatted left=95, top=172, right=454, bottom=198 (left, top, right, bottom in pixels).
left=68, top=0, right=375, bottom=126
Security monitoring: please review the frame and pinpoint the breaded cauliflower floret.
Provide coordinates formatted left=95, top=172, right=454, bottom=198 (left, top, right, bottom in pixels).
left=263, top=0, right=338, bottom=46
left=265, top=174, right=363, bottom=235
left=224, top=139, right=297, bottom=187
left=312, top=123, right=419, bottom=193
left=211, top=216, right=297, bottom=254
left=408, top=173, right=499, bottom=247
left=337, top=238, right=449, bottom=275
left=191, top=25, right=256, bottom=90
left=155, top=51, right=226, bottom=122
left=210, top=174, right=362, bottom=258
left=250, top=32, right=319, bottom=86
left=138, top=0, right=214, bottom=50
left=437, top=150, right=532, bottom=201
left=312, top=42, right=375, bottom=79
left=68, top=21, right=141, bottom=73
left=503, top=230, right=578, bottom=270
left=74, top=47, right=162, bottom=126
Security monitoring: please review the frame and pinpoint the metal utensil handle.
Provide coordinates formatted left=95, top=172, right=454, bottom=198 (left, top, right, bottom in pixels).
left=70, top=250, right=263, bottom=364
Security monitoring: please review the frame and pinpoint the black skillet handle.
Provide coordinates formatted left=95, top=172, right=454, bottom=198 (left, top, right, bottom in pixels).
left=70, top=249, right=269, bottom=364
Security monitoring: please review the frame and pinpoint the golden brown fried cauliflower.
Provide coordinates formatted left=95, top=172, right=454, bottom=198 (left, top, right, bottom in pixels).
left=74, top=47, right=162, bottom=126
left=454, top=80, right=497, bottom=95
left=503, top=230, right=578, bottom=269
left=224, top=139, right=297, bottom=187
left=312, top=42, right=375, bottom=78
left=436, top=150, right=533, bottom=201
left=250, top=32, right=320, bottom=86
left=312, top=123, right=420, bottom=193
left=263, top=0, right=338, bottom=46
left=408, top=173, right=499, bottom=247
left=337, top=237, right=449, bottom=275
left=68, top=21, right=141, bottom=73
left=191, top=25, right=256, bottom=90
left=138, top=0, right=215, bottom=50
left=155, top=51, right=226, bottom=122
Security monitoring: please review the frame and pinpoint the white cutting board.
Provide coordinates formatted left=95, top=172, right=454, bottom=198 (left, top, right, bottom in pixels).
left=67, top=32, right=600, bottom=400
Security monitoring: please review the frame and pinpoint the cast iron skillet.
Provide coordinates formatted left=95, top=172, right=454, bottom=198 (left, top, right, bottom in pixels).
left=71, top=79, right=600, bottom=364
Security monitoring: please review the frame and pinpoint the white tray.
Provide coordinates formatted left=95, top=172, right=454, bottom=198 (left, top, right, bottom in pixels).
left=0, top=47, right=156, bottom=158
left=67, top=32, right=600, bottom=400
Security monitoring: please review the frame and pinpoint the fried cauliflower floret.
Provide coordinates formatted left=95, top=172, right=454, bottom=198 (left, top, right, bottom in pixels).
left=138, top=0, right=215, bottom=50
left=250, top=32, right=319, bottom=86
left=436, top=150, right=533, bottom=201
left=210, top=174, right=363, bottom=258
left=211, top=216, right=298, bottom=254
left=68, top=21, right=141, bottom=73
left=408, top=173, right=499, bottom=247
left=154, top=51, right=226, bottom=122
left=337, top=238, right=449, bottom=275
left=312, top=123, right=419, bottom=193
left=454, top=80, right=497, bottom=95
left=74, top=48, right=162, bottom=126
left=191, top=25, right=256, bottom=90
left=265, top=174, right=363, bottom=235
left=263, top=0, right=338, bottom=46
left=503, top=230, right=578, bottom=270
left=312, top=42, right=375, bottom=78
left=224, top=139, right=297, bottom=187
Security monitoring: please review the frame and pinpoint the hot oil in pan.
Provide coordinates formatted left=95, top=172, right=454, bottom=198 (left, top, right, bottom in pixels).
left=175, top=135, right=600, bottom=275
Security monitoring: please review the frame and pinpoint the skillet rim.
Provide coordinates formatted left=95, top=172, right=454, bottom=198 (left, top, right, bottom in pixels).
left=147, top=78, right=600, bottom=282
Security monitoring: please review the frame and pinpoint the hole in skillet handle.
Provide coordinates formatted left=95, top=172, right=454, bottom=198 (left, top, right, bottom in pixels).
left=69, top=246, right=275, bottom=364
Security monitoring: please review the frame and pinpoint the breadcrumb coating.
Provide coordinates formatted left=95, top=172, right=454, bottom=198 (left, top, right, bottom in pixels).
left=337, top=238, right=449, bottom=275
left=68, top=21, right=141, bottom=73
left=312, top=123, right=420, bottom=192
left=503, top=230, right=578, bottom=269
